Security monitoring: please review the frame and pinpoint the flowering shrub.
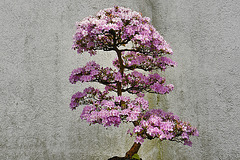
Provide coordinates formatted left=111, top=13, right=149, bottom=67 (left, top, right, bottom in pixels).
left=70, top=6, right=198, bottom=159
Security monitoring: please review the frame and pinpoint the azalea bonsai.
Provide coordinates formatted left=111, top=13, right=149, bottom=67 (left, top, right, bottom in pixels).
left=69, top=6, right=198, bottom=159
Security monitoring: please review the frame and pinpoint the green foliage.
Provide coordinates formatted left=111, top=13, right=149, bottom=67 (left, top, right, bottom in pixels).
left=132, top=153, right=140, bottom=160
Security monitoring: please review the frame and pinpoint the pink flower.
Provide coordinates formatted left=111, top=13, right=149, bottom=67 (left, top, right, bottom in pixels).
left=184, top=140, right=192, bottom=147
left=166, top=84, right=174, bottom=91
left=127, top=129, right=132, bottom=136
left=133, top=126, right=143, bottom=133
left=148, top=116, right=161, bottom=126
left=102, top=100, right=115, bottom=109
left=110, top=110, right=120, bottom=117
left=181, top=132, right=189, bottom=140
left=140, top=120, right=149, bottom=127
left=90, top=70, right=99, bottom=76
left=161, top=121, right=174, bottom=131
left=165, top=133, right=174, bottom=140
left=193, top=129, right=199, bottom=136
left=127, top=113, right=138, bottom=121
left=120, top=109, right=131, bottom=116
left=135, top=136, right=144, bottom=144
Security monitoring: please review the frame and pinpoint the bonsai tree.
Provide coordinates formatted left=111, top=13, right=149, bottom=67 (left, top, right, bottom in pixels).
left=69, top=6, right=198, bottom=159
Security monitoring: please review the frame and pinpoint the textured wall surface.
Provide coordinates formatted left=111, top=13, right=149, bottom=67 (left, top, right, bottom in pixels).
left=0, top=0, right=239, bottom=160
left=150, top=1, right=240, bottom=159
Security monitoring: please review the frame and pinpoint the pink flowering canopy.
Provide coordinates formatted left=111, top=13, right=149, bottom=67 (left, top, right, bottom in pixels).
left=72, top=6, right=173, bottom=56
left=70, top=6, right=198, bottom=155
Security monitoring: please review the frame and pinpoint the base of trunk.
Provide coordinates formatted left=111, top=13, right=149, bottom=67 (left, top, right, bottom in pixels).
left=108, top=156, right=142, bottom=160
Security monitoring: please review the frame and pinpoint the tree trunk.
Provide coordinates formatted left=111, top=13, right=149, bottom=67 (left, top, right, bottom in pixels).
left=116, top=49, right=124, bottom=97
left=125, top=142, right=141, bottom=158
left=108, top=142, right=142, bottom=160
left=108, top=156, right=142, bottom=160
left=110, top=35, right=142, bottom=160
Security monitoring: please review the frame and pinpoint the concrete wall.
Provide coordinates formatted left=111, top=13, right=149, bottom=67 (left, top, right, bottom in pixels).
left=1, top=0, right=239, bottom=160
left=150, top=1, right=240, bottom=159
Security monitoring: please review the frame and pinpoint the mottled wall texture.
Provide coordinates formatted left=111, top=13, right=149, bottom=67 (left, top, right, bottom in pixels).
left=0, top=0, right=239, bottom=160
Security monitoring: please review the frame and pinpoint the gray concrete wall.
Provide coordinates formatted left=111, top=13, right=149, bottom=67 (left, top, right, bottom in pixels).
left=0, top=0, right=239, bottom=160
left=150, top=1, right=240, bottom=159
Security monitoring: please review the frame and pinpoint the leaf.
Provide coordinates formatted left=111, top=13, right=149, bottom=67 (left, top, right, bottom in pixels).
left=132, top=153, right=140, bottom=160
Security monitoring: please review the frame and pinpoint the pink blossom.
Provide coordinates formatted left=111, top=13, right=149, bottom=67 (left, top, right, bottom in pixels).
left=127, top=113, right=138, bottom=121
left=135, top=136, right=144, bottom=144
left=110, top=110, right=120, bottom=117
left=102, top=100, right=115, bottom=109
left=120, top=109, right=131, bottom=116
left=146, top=126, right=156, bottom=137
left=165, top=133, right=174, bottom=140
left=114, top=72, right=122, bottom=82
left=184, top=140, right=192, bottom=147
left=161, top=121, right=174, bottom=131
left=140, top=120, right=149, bottom=127
left=127, top=129, right=133, bottom=136
left=181, top=132, right=189, bottom=140
left=133, top=126, right=143, bottom=133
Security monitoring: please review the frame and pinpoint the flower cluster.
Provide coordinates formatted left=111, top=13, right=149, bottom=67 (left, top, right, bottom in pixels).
left=73, top=6, right=172, bottom=55
left=69, top=61, right=100, bottom=84
left=80, top=96, right=149, bottom=127
left=69, top=61, right=174, bottom=95
left=77, top=94, right=199, bottom=146
left=122, top=71, right=174, bottom=94
left=113, top=51, right=177, bottom=71
left=70, top=87, right=113, bottom=110
left=128, top=109, right=199, bottom=146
